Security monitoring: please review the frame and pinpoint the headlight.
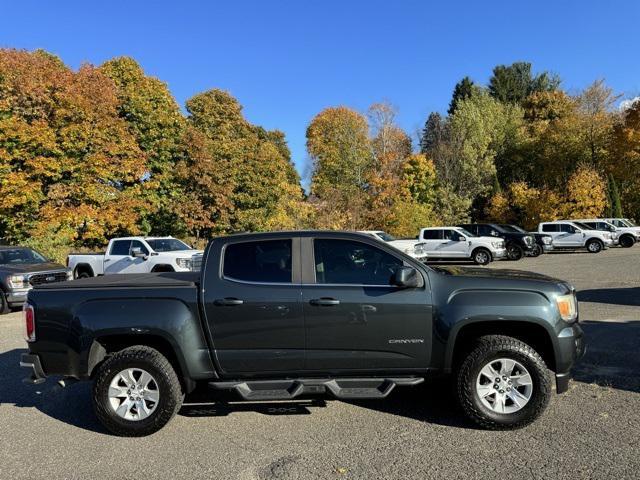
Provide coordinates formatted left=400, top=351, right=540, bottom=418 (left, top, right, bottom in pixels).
left=66, top=270, right=73, bottom=281
left=414, top=244, right=426, bottom=254
left=524, top=235, right=533, bottom=245
left=603, top=233, right=611, bottom=239
left=556, top=293, right=578, bottom=322
left=176, top=258, right=192, bottom=269
left=491, top=241, right=504, bottom=248
left=542, top=236, right=552, bottom=245
left=8, top=275, right=29, bottom=289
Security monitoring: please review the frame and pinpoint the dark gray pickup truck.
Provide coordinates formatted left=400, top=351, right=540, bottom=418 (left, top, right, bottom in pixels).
left=20, top=231, right=585, bottom=436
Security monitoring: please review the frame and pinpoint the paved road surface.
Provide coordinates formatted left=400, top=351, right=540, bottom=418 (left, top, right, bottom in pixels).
left=1, top=248, right=638, bottom=479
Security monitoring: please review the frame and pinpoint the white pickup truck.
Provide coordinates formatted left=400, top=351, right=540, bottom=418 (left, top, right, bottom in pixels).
left=67, top=237, right=203, bottom=278
left=359, top=230, right=428, bottom=262
left=417, top=227, right=507, bottom=265
left=538, top=221, right=613, bottom=253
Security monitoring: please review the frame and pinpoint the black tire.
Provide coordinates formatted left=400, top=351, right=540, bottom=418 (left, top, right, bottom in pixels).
left=76, top=270, right=92, bottom=279
left=472, top=248, right=492, bottom=266
left=586, top=239, right=603, bottom=253
left=93, top=346, right=183, bottom=437
left=456, top=335, right=552, bottom=430
left=619, top=234, right=635, bottom=248
left=151, top=265, right=175, bottom=273
left=506, top=243, right=524, bottom=261
left=530, top=244, right=543, bottom=257
left=0, top=291, right=10, bottom=315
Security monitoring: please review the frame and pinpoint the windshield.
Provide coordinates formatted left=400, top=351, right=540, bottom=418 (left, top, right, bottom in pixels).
left=0, top=248, right=48, bottom=265
left=621, top=218, right=637, bottom=227
left=457, top=228, right=475, bottom=237
left=375, top=232, right=397, bottom=242
left=146, top=239, right=192, bottom=252
left=500, top=224, right=525, bottom=233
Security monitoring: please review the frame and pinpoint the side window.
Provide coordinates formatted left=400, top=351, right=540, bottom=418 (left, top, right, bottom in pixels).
left=130, top=240, right=149, bottom=256
left=314, top=239, right=403, bottom=285
left=421, top=230, right=441, bottom=240
left=110, top=240, right=131, bottom=256
left=559, top=224, right=574, bottom=233
left=542, top=224, right=557, bottom=232
left=223, top=240, right=292, bottom=283
left=443, top=229, right=462, bottom=241
left=477, top=225, right=492, bottom=236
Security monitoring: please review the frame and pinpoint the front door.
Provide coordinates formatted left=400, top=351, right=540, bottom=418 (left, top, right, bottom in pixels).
left=202, top=238, right=304, bottom=374
left=555, top=224, right=583, bottom=247
left=104, top=239, right=132, bottom=274
left=302, top=237, right=432, bottom=372
left=438, top=229, right=470, bottom=258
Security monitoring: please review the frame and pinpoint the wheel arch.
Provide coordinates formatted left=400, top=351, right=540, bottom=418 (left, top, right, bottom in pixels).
left=151, top=264, right=175, bottom=273
left=74, top=263, right=95, bottom=278
left=447, top=319, right=557, bottom=374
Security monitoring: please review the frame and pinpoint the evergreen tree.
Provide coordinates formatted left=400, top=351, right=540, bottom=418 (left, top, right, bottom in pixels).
left=608, top=174, right=623, bottom=217
left=448, top=76, right=480, bottom=115
left=419, top=112, right=444, bottom=154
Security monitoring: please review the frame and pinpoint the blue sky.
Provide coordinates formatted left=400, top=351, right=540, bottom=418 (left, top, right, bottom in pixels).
left=1, top=1, right=639, bottom=183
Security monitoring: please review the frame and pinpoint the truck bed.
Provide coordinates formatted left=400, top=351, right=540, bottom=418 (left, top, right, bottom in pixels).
left=35, top=271, right=200, bottom=289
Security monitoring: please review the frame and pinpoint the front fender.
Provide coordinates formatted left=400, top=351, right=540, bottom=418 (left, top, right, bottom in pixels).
left=437, top=288, right=560, bottom=372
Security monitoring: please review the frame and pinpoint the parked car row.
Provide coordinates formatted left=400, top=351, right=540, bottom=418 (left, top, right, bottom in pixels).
left=362, top=217, right=639, bottom=265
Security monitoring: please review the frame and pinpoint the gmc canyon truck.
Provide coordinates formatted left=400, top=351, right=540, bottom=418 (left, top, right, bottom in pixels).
left=21, top=231, right=585, bottom=436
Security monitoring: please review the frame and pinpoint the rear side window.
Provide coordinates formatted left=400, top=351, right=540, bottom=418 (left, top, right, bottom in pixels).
left=110, top=240, right=131, bottom=256
left=223, top=240, right=292, bottom=283
left=314, top=239, right=403, bottom=285
left=541, top=224, right=558, bottom=232
left=421, top=229, right=441, bottom=240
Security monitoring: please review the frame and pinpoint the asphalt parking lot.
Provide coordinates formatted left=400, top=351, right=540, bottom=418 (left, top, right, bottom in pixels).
left=1, top=248, right=639, bottom=479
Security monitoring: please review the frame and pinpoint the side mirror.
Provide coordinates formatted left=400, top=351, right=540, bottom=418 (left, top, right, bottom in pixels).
left=392, top=266, right=421, bottom=289
left=131, top=247, right=147, bottom=259
left=458, top=236, right=466, bottom=242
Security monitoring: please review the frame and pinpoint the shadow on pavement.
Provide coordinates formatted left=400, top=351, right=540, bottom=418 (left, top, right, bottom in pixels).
left=2, top=319, right=638, bottom=432
left=0, top=348, right=105, bottom=433
left=577, top=288, right=640, bottom=306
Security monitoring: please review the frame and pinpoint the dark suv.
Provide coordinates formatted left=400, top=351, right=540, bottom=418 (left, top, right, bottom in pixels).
left=0, top=245, right=70, bottom=314
left=458, top=224, right=536, bottom=261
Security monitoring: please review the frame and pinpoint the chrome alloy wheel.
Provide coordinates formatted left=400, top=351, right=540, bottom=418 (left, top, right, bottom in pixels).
left=108, top=368, right=160, bottom=421
left=476, top=358, right=533, bottom=414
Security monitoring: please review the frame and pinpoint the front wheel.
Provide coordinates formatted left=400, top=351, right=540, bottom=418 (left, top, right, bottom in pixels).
left=619, top=235, right=635, bottom=248
left=456, top=335, right=552, bottom=430
left=93, top=346, right=183, bottom=437
left=530, top=244, right=543, bottom=257
left=506, top=244, right=524, bottom=261
left=586, top=239, right=603, bottom=253
left=472, top=248, right=492, bottom=266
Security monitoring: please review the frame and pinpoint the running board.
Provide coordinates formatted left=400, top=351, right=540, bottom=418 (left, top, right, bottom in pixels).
left=208, top=377, right=424, bottom=401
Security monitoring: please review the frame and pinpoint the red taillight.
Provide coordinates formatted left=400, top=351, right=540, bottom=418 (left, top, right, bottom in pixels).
left=24, top=304, right=35, bottom=342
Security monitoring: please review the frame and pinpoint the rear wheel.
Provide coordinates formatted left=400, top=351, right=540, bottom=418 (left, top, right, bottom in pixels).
left=619, top=235, right=635, bottom=248
left=586, top=239, right=603, bottom=253
left=472, top=248, right=492, bottom=266
left=93, top=346, right=183, bottom=437
left=506, top=244, right=524, bottom=261
left=457, top=335, right=552, bottom=430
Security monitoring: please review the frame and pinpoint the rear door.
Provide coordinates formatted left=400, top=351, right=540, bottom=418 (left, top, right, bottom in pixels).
left=421, top=229, right=445, bottom=257
left=104, top=240, right=132, bottom=274
left=301, top=237, right=432, bottom=372
left=202, top=237, right=304, bottom=374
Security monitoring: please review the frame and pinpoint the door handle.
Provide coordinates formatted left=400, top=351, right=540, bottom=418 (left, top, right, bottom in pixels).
left=310, top=298, right=340, bottom=306
left=214, top=298, right=244, bottom=306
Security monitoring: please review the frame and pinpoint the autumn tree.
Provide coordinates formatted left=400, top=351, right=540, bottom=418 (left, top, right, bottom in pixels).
left=611, top=99, right=640, bottom=216
left=0, top=49, right=146, bottom=260
left=100, top=57, right=187, bottom=235
left=562, top=164, right=607, bottom=217
left=307, top=106, right=372, bottom=229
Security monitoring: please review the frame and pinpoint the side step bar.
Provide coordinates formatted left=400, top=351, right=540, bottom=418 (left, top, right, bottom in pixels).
left=208, top=377, right=424, bottom=401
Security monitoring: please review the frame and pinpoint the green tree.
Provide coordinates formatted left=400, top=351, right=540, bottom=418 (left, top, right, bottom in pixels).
left=100, top=57, right=187, bottom=235
left=489, top=62, right=560, bottom=105
left=448, top=76, right=480, bottom=115
left=607, top=174, right=623, bottom=217
left=419, top=112, right=445, bottom=154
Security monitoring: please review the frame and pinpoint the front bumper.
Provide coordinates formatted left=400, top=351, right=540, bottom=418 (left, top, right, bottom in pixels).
left=555, top=323, right=586, bottom=393
left=603, top=238, right=614, bottom=247
left=492, top=248, right=507, bottom=259
left=20, top=353, right=47, bottom=385
left=6, top=287, right=30, bottom=306
left=542, top=243, right=554, bottom=252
